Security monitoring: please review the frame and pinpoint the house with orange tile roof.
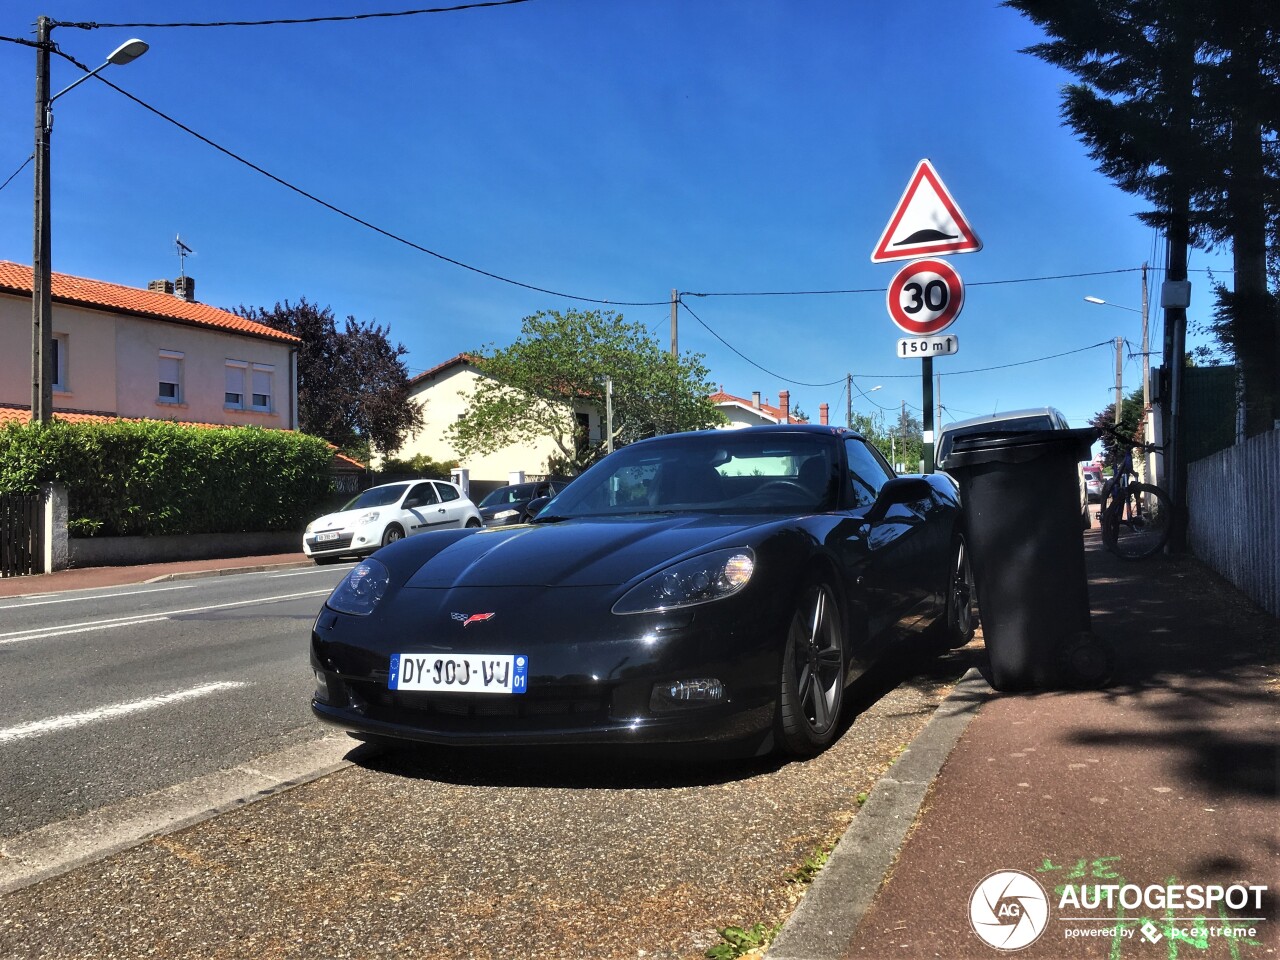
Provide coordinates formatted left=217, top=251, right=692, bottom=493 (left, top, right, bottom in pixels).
left=395, top=354, right=598, bottom=495
left=0, top=261, right=299, bottom=430
left=398, top=357, right=816, bottom=494
left=709, top=387, right=811, bottom=427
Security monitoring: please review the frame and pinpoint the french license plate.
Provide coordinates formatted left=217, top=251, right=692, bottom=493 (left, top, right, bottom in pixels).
left=390, top=653, right=528, bottom=694
left=315, top=531, right=340, bottom=542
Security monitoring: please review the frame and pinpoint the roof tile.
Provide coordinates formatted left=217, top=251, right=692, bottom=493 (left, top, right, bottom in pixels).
left=0, top=261, right=300, bottom=345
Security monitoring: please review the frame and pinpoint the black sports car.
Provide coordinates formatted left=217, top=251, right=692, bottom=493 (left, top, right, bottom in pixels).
left=310, top=424, right=974, bottom=758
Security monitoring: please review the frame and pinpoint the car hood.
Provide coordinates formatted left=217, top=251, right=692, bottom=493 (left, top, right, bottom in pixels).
left=311, top=506, right=383, bottom=529
left=403, top=514, right=783, bottom=589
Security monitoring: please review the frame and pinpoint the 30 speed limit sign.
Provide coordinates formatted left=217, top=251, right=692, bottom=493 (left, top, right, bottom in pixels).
left=886, top=258, right=964, bottom=336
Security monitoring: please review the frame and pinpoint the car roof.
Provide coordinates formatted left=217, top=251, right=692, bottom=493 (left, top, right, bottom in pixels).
left=938, top=407, right=1066, bottom=433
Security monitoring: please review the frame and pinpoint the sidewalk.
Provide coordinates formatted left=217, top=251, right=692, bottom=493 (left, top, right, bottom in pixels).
left=0, top=552, right=312, bottom=598
left=775, top=539, right=1279, bottom=960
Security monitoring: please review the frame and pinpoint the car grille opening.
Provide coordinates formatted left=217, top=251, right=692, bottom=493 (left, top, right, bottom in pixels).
left=348, top=680, right=609, bottom=725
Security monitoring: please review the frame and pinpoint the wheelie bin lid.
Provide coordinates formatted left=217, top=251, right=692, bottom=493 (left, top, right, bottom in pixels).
left=941, top=427, right=1098, bottom=469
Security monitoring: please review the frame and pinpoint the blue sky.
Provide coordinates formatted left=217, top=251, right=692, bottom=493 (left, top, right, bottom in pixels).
left=0, top=1, right=1231, bottom=452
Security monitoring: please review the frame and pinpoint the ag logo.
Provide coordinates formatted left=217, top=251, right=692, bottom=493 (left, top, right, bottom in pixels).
left=969, top=870, right=1049, bottom=951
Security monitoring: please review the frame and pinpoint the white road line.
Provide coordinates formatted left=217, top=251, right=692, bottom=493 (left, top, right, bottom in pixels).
left=0, top=588, right=331, bottom=646
left=0, top=583, right=198, bottom=611
left=0, top=681, right=251, bottom=744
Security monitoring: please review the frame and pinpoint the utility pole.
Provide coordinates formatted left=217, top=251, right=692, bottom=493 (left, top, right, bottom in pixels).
left=1114, top=336, right=1124, bottom=426
left=846, top=373, right=852, bottom=428
left=921, top=357, right=934, bottom=473
left=32, top=15, right=52, bottom=424
left=669, top=289, right=678, bottom=358
left=1140, top=262, right=1151, bottom=483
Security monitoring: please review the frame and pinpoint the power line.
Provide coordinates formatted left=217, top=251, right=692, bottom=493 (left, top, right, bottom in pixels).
left=54, top=1, right=533, bottom=30
left=0, top=155, right=32, bottom=194
left=56, top=54, right=665, bottom=308
left=677, top=298, right=845, bottom=387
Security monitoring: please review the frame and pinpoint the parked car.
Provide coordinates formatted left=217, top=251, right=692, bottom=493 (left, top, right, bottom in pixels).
left=303, top=479, right=482, bottom=564
left=1082, top=464, right=1104, bottom=503
left=477, top=479, right=570, bottom=527
left=310, top=424, right=974, bottom=759
left=936, top=407, right=1091, bottom=530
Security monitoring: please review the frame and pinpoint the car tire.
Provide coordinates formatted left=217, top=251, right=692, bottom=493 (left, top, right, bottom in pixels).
left=940, top=535, right=977, bottom=649
left=466, top=518, right=482, bottom=528
left=381, top=524, right=405, bottom=546
left=776, top=576, right=846, bottom=757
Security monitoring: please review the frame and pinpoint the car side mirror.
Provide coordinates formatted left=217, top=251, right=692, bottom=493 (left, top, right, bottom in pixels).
left=862, top=477, right=932, bottom=525
left=525, top=495, right=552, bottom=518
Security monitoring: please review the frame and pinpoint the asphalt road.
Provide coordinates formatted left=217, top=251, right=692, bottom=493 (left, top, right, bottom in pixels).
left=0, top=565, right=346, bottom=837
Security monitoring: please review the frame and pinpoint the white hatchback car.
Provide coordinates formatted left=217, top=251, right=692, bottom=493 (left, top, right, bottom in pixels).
left=304, top=479, right=482, bottom=564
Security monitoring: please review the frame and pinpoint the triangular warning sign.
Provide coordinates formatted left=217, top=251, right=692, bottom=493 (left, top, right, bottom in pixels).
left=871, top=159, right=982, bottom=263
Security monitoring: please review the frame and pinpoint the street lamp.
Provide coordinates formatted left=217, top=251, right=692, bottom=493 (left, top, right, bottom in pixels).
left=32, top=17, right=149, bottom=423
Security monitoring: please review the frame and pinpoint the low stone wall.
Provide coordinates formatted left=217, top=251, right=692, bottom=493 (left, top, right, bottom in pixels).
left=68, top=531, right=301, bottom=568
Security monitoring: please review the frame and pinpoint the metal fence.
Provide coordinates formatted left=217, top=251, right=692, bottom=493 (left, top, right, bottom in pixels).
left=0, top=492, right=40, bottom=577
left=1187, top=429, right=1280, bottom=617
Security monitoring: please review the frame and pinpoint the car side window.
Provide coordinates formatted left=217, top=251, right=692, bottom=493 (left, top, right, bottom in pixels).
left=844, top=438, right=893, bottom=508
left=408, top=482, right=439, bottom=506
left=432, top=481, right=458, bottom=503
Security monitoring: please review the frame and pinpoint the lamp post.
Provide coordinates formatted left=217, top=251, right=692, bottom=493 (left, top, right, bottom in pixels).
left=32, top=15, right=148, bottom=423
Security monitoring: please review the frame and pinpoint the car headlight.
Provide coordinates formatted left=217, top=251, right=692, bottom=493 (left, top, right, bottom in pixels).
left=326, top=558, right=391, bottom=616
left=613, top=548, right=755, bottom=615
left=357, top=510, right=381, bottom=526
left=492, top=509, right=520, bottom=520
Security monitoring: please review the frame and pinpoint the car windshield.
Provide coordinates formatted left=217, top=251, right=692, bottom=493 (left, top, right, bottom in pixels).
left=479, top=484, right=536, bottom=507
left=543, top=432, right=841, bottom=518
left=341, top=484, right=409, bottom=510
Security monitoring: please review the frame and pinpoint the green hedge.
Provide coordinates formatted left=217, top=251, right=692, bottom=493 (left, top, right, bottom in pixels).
left=0, top=421, right=336, bottom=537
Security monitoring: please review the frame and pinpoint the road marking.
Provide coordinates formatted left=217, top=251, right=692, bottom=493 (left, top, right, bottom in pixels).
left=0, top=588, right=331, bottom=646
left=0, top=582, right=198, bottom=611
left=0, top=681, right=250, bottom=744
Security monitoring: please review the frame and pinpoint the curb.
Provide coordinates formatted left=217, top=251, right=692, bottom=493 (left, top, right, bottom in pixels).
left=145, top=560, right=315, bottom=583
left=768, top=667, right=992, bottom=960
left=0, top=735, right=368, bottom=896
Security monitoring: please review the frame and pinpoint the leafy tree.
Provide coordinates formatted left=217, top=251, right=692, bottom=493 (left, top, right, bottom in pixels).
left=893, top=405, right=924, bottom=472
left=235, top=298, right=422, bottom=460
left=1004, top=0, right=1280, bottom=436
left=1090, top=387, right=1147, bottom=466
left=376, top=453, right=458, bottom=480
left=449, top=309, right=724, bottom=473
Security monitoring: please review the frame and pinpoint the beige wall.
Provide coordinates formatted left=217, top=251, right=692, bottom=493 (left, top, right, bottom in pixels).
left=0, top=294, right=294, bottom=428
left=395, top=363, right=599, bottom=484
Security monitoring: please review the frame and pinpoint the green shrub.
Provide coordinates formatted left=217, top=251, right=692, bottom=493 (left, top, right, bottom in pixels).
left=0, top=421, right=335, bottom=537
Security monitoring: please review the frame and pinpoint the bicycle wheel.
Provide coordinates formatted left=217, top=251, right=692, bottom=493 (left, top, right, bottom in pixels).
left=1106, top=482, right=1172, bottom=560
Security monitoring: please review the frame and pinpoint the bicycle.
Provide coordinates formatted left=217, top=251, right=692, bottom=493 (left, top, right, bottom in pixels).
left=1097, top=429, right=1172, bottom=560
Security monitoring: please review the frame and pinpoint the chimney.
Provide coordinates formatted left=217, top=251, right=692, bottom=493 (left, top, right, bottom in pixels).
left=148, top=279, right=174, bottom=295
left=752, top=391, right=761, bottom=409
left=820, top=403, right=829, bottom=426
left=174, top=275, right=196, bottom=302
left=779, top=389, right=790, bottom=423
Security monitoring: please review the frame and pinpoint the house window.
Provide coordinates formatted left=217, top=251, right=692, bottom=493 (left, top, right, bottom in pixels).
left=51, top=334, right=67, bottom=392
left=250, top=363, right=273, bottom=412
left=158, top=350, right=183, bottom=403
left=225, top=360, right=247, bottom=408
